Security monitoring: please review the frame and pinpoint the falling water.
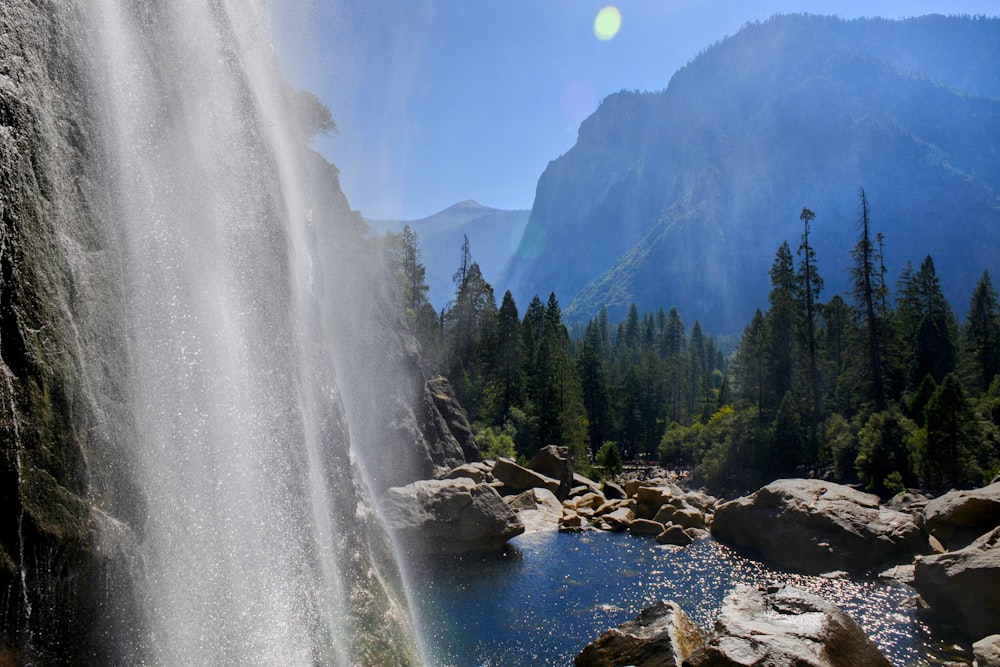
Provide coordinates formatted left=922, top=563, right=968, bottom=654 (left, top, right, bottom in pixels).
left=81, top=2, right=417, bottom=663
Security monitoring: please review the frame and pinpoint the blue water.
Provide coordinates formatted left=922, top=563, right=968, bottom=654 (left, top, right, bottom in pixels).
left=409, top=531, right=949, bottom=667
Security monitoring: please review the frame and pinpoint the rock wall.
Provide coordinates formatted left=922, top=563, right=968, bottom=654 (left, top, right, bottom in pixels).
left=0, top=1, right=148, bottom=662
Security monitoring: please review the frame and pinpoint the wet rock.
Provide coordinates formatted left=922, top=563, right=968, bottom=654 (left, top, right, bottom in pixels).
left=924, top=482, right=1000, bottom=551
left=492, top=458, right=561, bottom=496
left=683, top=584, right=891, bottom=667
left=381, top=478, right=524, bottom=554
left=711, top=479, right=922, bottom=575
left=575, top=600, right=705, bottom=667
left=913, top=526, right=1000, bottom=639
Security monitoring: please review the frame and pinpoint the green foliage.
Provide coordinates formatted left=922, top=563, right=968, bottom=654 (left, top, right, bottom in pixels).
left=960, top=270, right=1000, bottom=394
left=820, top=413, right=860, bottom=482
left=855, top=410, right=917, bottom=497
left=919, top=373, right=984, bottom=490
left=476, top=422, right=517, bottom=461
left=596, top=441, right=623, bottom=477
left=405, top=210, right=995, bottom=498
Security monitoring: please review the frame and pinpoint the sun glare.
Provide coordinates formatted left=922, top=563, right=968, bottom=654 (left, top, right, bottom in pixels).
left=594, top=6, right=622, bottom=41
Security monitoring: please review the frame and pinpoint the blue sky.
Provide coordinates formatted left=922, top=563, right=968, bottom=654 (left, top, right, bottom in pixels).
left=269, top=0, right=999, bottom=221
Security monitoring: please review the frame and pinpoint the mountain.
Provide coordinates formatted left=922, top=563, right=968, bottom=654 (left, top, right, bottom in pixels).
left=503, top=14, right=1000, bottom=333
left=368, top=200, right=529, bottom=308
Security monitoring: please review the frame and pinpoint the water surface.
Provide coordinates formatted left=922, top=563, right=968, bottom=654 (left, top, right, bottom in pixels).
left=410, top=531, right=950, bottom=666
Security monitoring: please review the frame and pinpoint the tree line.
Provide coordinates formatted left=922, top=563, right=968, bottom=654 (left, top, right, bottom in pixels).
left=384, top=189, right=1000, bottom=496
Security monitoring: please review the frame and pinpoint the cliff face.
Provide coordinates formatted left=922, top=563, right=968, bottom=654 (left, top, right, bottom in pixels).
left=503, top=15, right=1000, bottom=331
left=1, top=1, right=144, bottom=662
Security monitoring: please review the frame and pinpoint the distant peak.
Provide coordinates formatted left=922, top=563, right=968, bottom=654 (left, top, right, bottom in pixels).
left=452, top=199, right=484, bottom=209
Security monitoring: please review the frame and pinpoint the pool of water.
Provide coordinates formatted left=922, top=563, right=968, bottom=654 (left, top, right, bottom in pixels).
left=408, top=531, right=954, bottom=667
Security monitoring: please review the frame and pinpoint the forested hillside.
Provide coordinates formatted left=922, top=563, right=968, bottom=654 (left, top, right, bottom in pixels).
left=503, top=14, right=1000, bottom=333
left=387, top=188, right=1000, bottom=496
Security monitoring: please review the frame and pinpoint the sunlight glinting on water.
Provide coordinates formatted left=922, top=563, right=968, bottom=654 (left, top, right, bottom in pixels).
left=412, top=531, right=939, bottom=667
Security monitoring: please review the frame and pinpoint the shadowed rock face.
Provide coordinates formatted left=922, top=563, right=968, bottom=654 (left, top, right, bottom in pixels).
left=711, top=479, right=922, bottom=575
left=914, top=526, right=1000, bottom=640
left=1, top=1, right=145, bottom=661
left=684, top=585, right=891, bottom=667
left=923, top=482, right=1000, bottom=551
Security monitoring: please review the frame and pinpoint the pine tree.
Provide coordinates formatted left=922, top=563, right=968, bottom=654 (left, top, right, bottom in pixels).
left=490, top=291, right=524, bottom=424
left=577, top=333, right=610, bottom=458
left=735, top=309, right=767, bottom=421
left=849, top=188, right=887, bottom=411
left=766, top=242, right=797, bottom=415
left=661, top=307, right=686, bottom=423
left=960, top=270, right=1000, bottom=394
left=921, top=373, right=983, bottom=489
left=855, top=410, right=916, bottom=497
left=898, top=256, right=958, bottom=387
left=797, top=207, right=823, bottom=452
left=686, top=321, right=708, bottom=418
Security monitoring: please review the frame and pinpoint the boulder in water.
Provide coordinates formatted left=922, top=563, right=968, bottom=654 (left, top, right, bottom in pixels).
left=380, top=478, right=524, bottom=554
left=684, top=584, right=891, bottom=667
left=575, top=600, right=705, bottom=667
left=711, top=479, right=922, bottom=574
left=507, top=488, right=563, bottom=533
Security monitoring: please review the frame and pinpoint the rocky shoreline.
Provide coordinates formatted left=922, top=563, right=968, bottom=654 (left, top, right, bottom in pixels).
left=381, top=449, right=1000, bottom=666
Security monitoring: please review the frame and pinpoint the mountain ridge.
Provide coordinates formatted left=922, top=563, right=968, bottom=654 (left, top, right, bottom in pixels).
left=367, top=202, right=529, bottom=309
left=503, top=13, right=1000, bottom=333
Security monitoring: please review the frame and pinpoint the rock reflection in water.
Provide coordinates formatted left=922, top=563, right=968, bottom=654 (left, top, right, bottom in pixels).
left=409, top=531, right=942, bottom=667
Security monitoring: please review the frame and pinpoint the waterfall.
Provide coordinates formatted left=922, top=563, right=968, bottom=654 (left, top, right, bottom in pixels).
left=69, top=1, right=420, bottom=663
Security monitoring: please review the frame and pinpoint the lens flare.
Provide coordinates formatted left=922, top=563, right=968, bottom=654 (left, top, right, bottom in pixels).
left=594, top=6, right=622, bottom=41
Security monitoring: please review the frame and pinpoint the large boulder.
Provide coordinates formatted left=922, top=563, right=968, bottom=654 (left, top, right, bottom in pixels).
left=683, top=585, right=891, bottom=667
left=426, top=375, right=482, bottom=463
left=974, top=635, right=1000, bottom=667
left=492, top=458, right=561, bottom=496
left=528, top=445, right=575, bottom=500
left=575, top=600, right=705, bottom=667
left=923, top=482, right=1000, bottom=551
left=380, top=478, right=524, bottom=555
left=711, top=479, right=922, bottom=575
left=507, top=488, right=563, bottom=533
left=913, top=526, right=1000, bottom=639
